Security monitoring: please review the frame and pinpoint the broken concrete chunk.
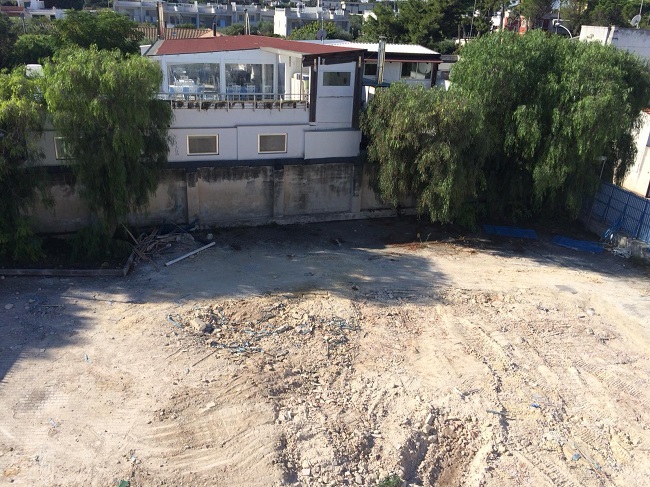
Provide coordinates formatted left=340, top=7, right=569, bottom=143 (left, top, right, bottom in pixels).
left=192, top=318, right=210, bottom=333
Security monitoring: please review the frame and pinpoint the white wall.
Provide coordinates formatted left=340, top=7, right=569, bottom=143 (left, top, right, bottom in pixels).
left=316, top=61, right=355, bottom=126
left=580, top=25, right=650, bottom=60
left=622, top=111, right=650, bottom=197
left=304, top=130, right=361, bottom=159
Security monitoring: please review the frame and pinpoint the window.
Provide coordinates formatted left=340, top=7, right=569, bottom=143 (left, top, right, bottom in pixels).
left=225, top=63, right=274, bottom=95
left=323, top=71, right=351, bottom=86
left=258, top=134, right=287, bottom=154
left=187, top=135, right=218, bottom=155
left=364, top=63, right=377, bottom=76
left=54, top=137, right=72, bottom=160
left=401, top=62, right=432, bottom=80
left=168, top=63, right=220, bottom=95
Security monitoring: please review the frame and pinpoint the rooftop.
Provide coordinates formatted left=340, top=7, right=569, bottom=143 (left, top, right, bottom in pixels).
left=147, top=35, right=366, bottom=57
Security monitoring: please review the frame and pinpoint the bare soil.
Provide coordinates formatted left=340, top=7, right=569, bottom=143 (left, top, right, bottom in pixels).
left=1, top=218, right=649, bottom=486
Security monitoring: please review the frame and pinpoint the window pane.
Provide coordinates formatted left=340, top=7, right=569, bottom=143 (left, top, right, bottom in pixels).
left=54, top=137, right=72, bottom=160
left=168, top=63, right=220, bottom=94
left=364, top=63, right=377, bottom=76
left=188, top=135, right=218, bottom=155
left=259, top=134, right=287, bottom=153
left=226, top=63, right=274, bottom=94
left=323, top=71, right=351, bottom=86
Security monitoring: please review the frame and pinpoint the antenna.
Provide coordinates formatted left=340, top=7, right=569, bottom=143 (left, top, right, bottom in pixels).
left=630, top=14, right=642, bottom=27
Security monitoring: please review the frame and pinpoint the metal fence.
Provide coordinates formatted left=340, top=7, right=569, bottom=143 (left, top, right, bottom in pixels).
left=589, top=183, right=650, bottom=244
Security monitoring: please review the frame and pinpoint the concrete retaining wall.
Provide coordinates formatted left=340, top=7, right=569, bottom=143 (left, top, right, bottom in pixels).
left=28, top=160, right=402, bottom=233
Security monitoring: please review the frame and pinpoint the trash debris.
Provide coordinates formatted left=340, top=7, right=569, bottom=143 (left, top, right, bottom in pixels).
left=165, top=242, right=216, bottom=266
left=572, top=453, right=581, bottom=461
left=48, top=418, right=58, bottom=428
left=118, top=481, right=130, bottom=487
left=84, top=354, right=91, bottom=363
left=530, top=403, right=541, bottom=409
left=612, top=247, right=631, bottom=258
left=167, top=314, right=183, bottom=328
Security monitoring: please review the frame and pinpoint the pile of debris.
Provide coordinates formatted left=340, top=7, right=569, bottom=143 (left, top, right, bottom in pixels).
left=172, top=297, right=361, bottom=361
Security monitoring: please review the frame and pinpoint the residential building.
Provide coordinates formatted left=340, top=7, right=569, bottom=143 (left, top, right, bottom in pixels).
left=35, top=35, right=399, bottom=231
left=274, top=6, right=350, bottom=37
left=0, top=0, right=64, bottom=19
left=113, top=1, right=274, bottom=29
left=307, top=40, right=441, bottom=101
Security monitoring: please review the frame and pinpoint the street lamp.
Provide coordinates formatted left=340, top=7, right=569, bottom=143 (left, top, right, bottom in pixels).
left=552, top=19, right=572, bottom=39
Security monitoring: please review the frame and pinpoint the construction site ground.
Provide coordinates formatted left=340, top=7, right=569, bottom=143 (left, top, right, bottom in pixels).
left=1, top=217, right=649, bottom=487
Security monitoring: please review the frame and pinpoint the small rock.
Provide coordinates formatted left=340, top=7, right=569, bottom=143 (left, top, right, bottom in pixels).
left=206, top=233, right=214, bottom=241
left=4, top=304, right=14, bottom=310
left=301, top=468, right=311, bottom=476
left=354, top=473, right=363, bottom=484
left=302, top=460, right=311, bottom=469
left=192, top=318, right=210, bottom=333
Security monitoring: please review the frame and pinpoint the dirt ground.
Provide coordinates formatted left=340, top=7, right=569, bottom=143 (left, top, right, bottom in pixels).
left=1, top=218, right=649, bottom=487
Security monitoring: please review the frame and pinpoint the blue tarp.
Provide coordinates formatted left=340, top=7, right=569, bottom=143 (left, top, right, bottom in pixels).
left=552, top=236, right=604, bottom=254
left=483, top=225, right=538, bottom=240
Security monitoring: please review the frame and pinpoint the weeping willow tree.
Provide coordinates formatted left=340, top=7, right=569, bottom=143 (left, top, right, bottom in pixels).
left=0, top=68, right=47, bottom=261
left=362, top=84, right=488, bottom=226
left=363, top=30, right=650, bottom=225
left=43, top=47, right=173, bottom=239
left=451, top=30, right=650, bottom=221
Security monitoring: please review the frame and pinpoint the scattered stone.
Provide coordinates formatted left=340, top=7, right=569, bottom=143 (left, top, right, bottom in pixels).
left=192, top=318, right=210, bottom=333
left=4, top=304, right=13, bottom=310
left=301, top=468, right=311, bottom=476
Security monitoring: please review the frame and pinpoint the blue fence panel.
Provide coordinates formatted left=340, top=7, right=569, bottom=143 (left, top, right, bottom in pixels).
left=590, top=183, right=650, bottom=244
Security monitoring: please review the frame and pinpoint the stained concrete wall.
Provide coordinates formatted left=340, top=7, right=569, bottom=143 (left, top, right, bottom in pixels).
left=29, top=160, right=403, bottom=233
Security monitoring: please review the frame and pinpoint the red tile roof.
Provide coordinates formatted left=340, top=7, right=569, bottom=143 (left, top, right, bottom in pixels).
left=0, top=5, right=25, bottom=17
left=152, top=35, right=365, bottom=56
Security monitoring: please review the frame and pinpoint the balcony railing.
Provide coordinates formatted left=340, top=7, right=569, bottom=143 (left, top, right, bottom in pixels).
left=157, top=91, right=309, bottom=111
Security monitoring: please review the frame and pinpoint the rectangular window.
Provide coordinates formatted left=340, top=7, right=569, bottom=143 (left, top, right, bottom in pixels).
left=225, top=63, right=274, bottom=95
left=401, top=62, right=432, bottom=80
left=168, top=63, right=220, bottom=95
left=258, top=134, right=287, bottom=154
left=54, top=137, right=72, bottom=160
left=187, top=135, right=218, bottom=155
left=323, top=71, right=351, bottom=86
left=364, top=63, right=377, bottom=76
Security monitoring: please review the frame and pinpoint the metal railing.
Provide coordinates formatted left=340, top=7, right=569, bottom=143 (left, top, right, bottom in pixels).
left=157, top=91, right=309, bottom=111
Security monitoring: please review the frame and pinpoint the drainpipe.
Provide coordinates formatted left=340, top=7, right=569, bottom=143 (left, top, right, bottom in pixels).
left=244, top=9, right=250, bottom=35
left=377, top=36, right=386, bottom=85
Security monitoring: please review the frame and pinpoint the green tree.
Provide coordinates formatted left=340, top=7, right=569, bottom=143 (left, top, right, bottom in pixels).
left=360, top=0, right=471, bottom=48
left=43, top=47, right=173, bottom=235
left=287, top=20, right=352, bottom=41
left=517, top=0, right=553, bottom=29
left=362, top=84, right=487, bottom=225
left=0, top=68, right=47, bottom=261
left=0, top=14, right=18, bottom=70
left=53, top=11, right=143, bottom=54
left=11, top=34, right=57, bottom=65
left=450, top=30, right=650, bottom=220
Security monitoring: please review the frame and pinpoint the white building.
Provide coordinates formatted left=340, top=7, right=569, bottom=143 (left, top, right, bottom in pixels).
left=305, top=40, right=441, bottom=102
left=113, top=1, right=274, bottom=29
left=0, top=0, right=65, bottom=19
left=274, top=6, right=350, bottom=37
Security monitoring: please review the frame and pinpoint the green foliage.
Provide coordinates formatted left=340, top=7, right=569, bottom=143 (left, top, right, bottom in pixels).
left=218, top=23, right=245, bottom=36
left=450, top=30, right=650, bottom=221
left=175, top=23, right=198, bottom=29
left=43, top=47, right=173, bottom=231
left=53, top=11, right=144, bottom=54
left=378, top=474, right=403, bottom=487
left=288, top=20, right=352, bottom=41
left=256, top=20, right=275, bottom=36
left=11, top=34, right=57, bottom=65
left=562, top=0, right=650, bottom=33
left=432, top=39, right=457, bottom=54
left=0, top=68, right=47, bottom=261
left=362, top=84, right=487, bottom=226
left=359, top=0, right=471, bottom=48
left=0, top=15, right=18, bottom=70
